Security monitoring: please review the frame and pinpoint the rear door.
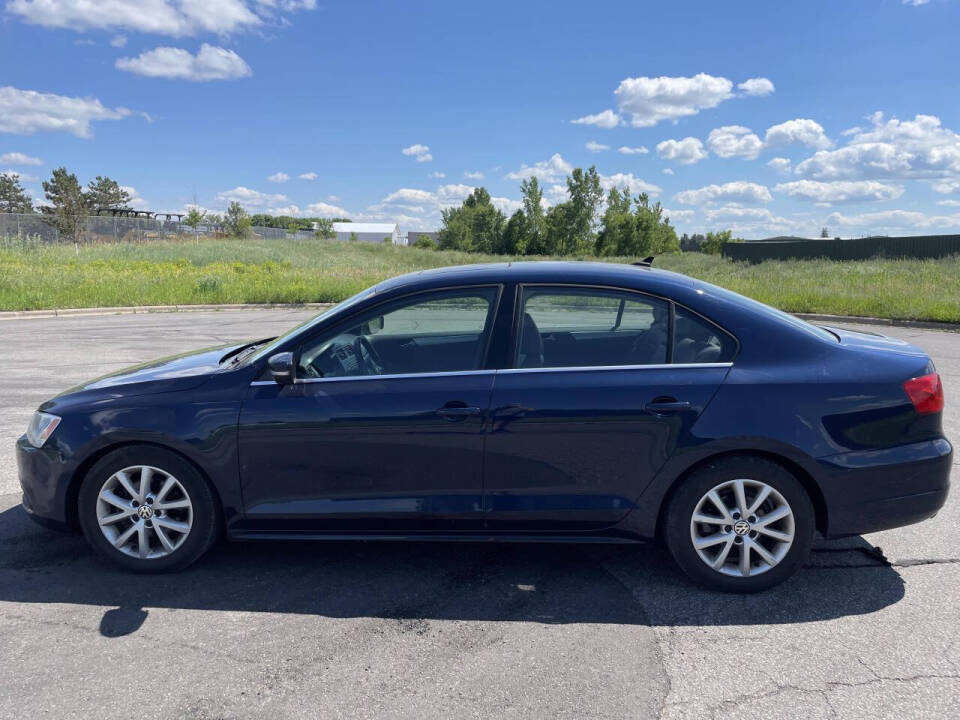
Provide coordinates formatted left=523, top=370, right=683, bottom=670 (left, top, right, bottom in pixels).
left=483, top=285, right=734, bottom=532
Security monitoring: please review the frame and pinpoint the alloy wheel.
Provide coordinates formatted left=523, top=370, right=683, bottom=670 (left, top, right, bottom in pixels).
left=689, top=478, right=795, bottom=577
left=95, top=465, right=194, bottom=560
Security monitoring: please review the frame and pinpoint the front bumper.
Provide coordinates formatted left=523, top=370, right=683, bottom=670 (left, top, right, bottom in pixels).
left=818, top=437, right=952, bottom=537
left=16, top=434, right=74, bottom=531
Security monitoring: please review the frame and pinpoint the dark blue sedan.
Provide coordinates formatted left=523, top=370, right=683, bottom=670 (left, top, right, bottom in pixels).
left=16, top=261, right=952, bottom=591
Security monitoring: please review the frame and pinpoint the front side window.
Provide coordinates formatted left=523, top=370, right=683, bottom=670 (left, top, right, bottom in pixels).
left=298, top=287, right=498, bottom=379
left=517, top=287, right=669, bottom=368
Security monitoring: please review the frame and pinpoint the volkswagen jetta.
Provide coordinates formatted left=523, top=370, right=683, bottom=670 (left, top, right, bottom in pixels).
left=17, top=262, right=952, bottom=592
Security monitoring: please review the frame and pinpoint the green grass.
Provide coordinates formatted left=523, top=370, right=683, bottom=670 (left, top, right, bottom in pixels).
left=2, top=236, right=959, bottom=323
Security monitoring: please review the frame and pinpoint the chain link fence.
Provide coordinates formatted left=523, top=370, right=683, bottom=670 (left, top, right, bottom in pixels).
left=0, top=212, right=316, bottom=246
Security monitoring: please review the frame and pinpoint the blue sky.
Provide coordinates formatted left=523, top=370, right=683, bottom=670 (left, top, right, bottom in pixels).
left=2, top=0, right=960, bottom=238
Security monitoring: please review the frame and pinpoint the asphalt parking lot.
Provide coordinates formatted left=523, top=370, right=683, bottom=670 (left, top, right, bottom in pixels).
left=0, top=309, right=957, bottom=719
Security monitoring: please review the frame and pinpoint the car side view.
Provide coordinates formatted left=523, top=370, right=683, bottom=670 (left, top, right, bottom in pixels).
left=17, top=261, right=952, bottom=592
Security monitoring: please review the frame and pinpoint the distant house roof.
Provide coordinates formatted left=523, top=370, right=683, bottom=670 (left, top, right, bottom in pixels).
left=332, top=222, right=397, bottom=234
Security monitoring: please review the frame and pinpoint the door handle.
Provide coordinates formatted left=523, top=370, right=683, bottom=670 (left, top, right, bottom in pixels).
left=644, top=398, right=691, bottom=414
left=436, top=404, right=482, bottom=421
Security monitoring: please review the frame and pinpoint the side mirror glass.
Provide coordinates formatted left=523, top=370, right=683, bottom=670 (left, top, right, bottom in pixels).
left=267, top=352, right=294, bottom=385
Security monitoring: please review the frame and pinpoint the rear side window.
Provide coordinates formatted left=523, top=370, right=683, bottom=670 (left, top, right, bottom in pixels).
left=517, top=287, right=670, bottom=368
left=673, top=307, right=737, bottom=364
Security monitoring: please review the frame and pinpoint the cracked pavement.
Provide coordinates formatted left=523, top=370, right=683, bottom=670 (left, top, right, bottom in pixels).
left=0, top=310, right=956, bottom=719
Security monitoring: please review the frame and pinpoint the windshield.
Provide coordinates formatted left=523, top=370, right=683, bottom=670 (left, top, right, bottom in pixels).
left=239, top=285, right=379, bottom=366
left=701, top=282, right=839, bottom=343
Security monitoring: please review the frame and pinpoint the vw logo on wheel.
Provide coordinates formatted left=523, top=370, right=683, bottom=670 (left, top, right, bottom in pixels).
left=137, top=505, right=154, bottom=520
left=733, top=519, right=750, bottom=536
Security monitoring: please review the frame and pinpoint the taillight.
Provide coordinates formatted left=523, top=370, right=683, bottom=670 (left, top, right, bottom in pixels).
left=903, top=373, right=944, bottom=415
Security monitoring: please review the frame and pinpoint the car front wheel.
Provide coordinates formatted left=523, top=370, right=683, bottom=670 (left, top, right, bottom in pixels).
left=78, top=446, right=220, bottom=572
left=664, top=455, right=815, bottom=593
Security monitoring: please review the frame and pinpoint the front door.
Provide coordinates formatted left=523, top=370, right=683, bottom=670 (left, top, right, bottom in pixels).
left=483, top=285, right=734, bottom=532
left=237, top=286, right=501, bottom=534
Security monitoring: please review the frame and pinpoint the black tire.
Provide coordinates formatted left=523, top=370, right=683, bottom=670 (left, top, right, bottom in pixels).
left=663, top=455, right=815, bottom=593
left=77, top=445, right=220, bottom=572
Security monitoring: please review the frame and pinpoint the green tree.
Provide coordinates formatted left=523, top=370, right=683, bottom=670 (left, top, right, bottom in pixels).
left=595, top=186, right=634, bottom=256
left=412, top=233, right=436, bottom=249
left=498, top=210, right=530, bottom=254
left=519, top=177, right=545, bottom=253
left=820, top=226, right=829, bottom=238
left=41, top=167, right=86, bottom=241
left=287, top=221, right=300, bottom=235
left=437, top=187, right=505, bottom=253
left=224, top=201, right=252, bottom=238
left=83, top=176, right=131, bottom=211
left=701, top=230, right=742, bottom=255
left=0, top=173, right=34, bottom=213
left=184, top=207, right=205, bottom=229
left=563, top=166, right=603, bottom=254
left=313, top=218, right=335, bottom=240
left=349, top=231, right=358, bottom=242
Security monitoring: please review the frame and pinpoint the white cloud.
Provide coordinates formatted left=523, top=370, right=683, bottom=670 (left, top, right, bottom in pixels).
left=463, top=170, right=484, bottom=179
left=505, top=153, right=572, bottom=183
left=903, top=0, right=929, bottom=5
left=382, top=188, right=435, bottom=207
left=585, top=140, right=610, bottom=153
left=937, top=199, right=960, bottom=207
left=544, top=184, right=569, bottom=205
left=0, top=86, right=130, bottom=137
left=764, top=118, right=832, bottom=150
left=121, top=185, right=149, bottom=210
left=737, top=77, right=775, bottom=96
left=267, top=171, right=289, bottom=183
left=401, top=143, right=432, bottom=163
left=598, top=172, right=662, bottom=196
left=1, top=152, right=42, bottom=165
left=674, top=181, right=772, bottom=205
left=662, top=168, right=674, bottom=175
left=116, top=44, right=252, bottom=81
left=216, top=186, right=288, bottom=209
left=110, top=34, right=127, bottom=47
left=327, top=194, right=340, bottom=202
left=305, top=200, right=351, bottom=217
left=614, top=73, right=734, bottom=127
left=428, top=171, right=445, bottom=178
left=707, top=125, right=764, bottom=160
left=774, top=180, right=904, bottom=204
left=298, top=172, right=317, bottom=180
left=617, top=146, right=648, bottom=155
left=932, top=180, right=960, bottom=195
left=656, top=137, right=708, bottom=165
left=436, top=183, right=475, bottom=205
left=795, top=113, right=960, bottom=181
left=491, top=197, right=523, bottom=215
left=703, top=205, right=780, bottom=222
left=826, top=209, right=960, bottom=233
left=7, top=0, right=271, bottom=36
left=767, top=157, right=792, bottom=173
left=571, top=109, right=621, bottom=129
left=1, top=169, right=39, bottom=183
left=662, top=208, right=695, bottom=221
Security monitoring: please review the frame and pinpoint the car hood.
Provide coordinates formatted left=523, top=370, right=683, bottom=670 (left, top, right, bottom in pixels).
left=49, top=342, right=249, bottom=404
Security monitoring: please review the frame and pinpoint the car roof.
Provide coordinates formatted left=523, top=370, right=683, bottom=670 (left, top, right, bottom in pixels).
left=373, top=261, right=696, bottom=297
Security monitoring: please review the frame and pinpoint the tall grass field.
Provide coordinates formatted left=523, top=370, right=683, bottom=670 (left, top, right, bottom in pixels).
left=2, top=237, right=959, bottom=323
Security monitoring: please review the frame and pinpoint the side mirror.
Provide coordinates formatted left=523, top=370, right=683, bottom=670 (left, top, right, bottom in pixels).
left=267, top=352, right=294, bottom=385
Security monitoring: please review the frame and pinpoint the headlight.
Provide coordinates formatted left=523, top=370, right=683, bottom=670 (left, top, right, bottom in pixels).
left=26, top=412, right=61, bottom=448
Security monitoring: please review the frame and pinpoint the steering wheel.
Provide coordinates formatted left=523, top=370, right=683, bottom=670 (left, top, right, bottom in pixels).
left=353, top=336, right=385, bottom=376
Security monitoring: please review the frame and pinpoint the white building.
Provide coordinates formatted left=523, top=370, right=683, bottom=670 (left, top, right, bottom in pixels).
left=332, top=222, right=402, bottom=245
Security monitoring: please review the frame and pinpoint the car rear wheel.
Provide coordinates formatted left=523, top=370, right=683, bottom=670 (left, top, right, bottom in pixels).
left=78, top=446, right=220, bottom=572
left=664, top=456, right=815, bottom=593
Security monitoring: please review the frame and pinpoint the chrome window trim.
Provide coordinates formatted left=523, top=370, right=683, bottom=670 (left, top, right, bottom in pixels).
left=249, top=363, right=731, bottom=386
left=250, top=368, right=498, bottom=386
left=498, top=362, right=733, bottom=375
